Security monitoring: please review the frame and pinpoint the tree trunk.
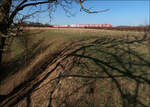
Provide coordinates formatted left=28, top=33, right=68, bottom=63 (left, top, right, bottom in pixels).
left=0, top=37, right=6, bottom=64
left=0, top=0, right=12, bottom=64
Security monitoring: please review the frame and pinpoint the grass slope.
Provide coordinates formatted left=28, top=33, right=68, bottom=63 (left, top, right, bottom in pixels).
left=0, top=28, right=150, bottom=107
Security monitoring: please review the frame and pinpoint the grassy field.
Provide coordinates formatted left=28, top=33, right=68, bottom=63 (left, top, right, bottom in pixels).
left=2, top=27, right=146, bottom=63
left=0, top=28, right=150, bottom=107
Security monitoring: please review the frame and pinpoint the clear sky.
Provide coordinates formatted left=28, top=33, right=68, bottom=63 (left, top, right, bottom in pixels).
left=26, top=0, right=149, bottom=26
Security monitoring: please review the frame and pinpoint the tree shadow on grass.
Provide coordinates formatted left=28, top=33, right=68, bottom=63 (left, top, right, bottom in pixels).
left=0, top=39, right=48, bottom=81
left=0, top=33, right=150, bottom=107
left=0, top=30, right=46, bottom=80
left=49, top=33, right=150, bottom=107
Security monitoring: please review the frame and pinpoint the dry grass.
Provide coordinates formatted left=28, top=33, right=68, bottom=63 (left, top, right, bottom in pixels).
left=0, top=28, right=150, bottom=107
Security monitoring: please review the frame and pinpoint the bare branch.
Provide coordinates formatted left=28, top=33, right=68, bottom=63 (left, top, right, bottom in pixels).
left=79, top=0, right=109, bottom=13
left=9, top=0, right=57, bottom=25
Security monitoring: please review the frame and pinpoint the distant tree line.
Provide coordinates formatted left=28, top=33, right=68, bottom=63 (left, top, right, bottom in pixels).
left=19, top=22, right=49, bottom=27
left=86, top=25, right=150, bottom=32
left=20, top=22, right=150, bottom=32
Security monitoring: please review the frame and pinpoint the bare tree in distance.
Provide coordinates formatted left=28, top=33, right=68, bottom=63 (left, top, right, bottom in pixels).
left=0, top=0, right=109, bottom=66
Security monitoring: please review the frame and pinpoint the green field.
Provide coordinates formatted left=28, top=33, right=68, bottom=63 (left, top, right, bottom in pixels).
left=0, top=28, right=150, bottom=107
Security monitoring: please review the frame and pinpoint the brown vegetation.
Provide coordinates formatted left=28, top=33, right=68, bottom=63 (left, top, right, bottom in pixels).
left=87, top=26, right=150, bottom=32
left=0, top=28, right=150, bottom=107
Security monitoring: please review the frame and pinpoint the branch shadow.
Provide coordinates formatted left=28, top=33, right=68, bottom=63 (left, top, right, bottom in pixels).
left=0, top=30, right=45, bottom=81
left=0, top=33, right=150, bottom=107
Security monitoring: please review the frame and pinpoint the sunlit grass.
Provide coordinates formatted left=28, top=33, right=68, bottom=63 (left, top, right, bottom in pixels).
left=2, top=28, right=146, bottom=63
left=1, top=28, right=150, bottom=107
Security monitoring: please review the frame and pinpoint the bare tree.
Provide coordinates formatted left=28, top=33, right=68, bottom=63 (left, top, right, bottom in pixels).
left=0, top=0, right=109, bottom=65
left=0, top=0, right=56, bottom=64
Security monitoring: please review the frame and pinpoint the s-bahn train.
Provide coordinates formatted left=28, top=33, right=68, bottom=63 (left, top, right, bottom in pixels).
left=48, top=24, right=112, bottom=28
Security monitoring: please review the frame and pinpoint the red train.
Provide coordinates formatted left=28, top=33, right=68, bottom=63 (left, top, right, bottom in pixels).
left=49, top=24, right=112, bottom=28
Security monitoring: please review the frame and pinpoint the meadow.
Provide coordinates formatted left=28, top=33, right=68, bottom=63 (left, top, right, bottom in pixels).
left=0, top=28, right=150, bottom=107
left=2, top=27, right=146, bottom=62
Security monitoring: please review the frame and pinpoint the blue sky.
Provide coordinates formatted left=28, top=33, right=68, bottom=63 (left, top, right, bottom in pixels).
left=26, top=0, right=149, bottom=26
